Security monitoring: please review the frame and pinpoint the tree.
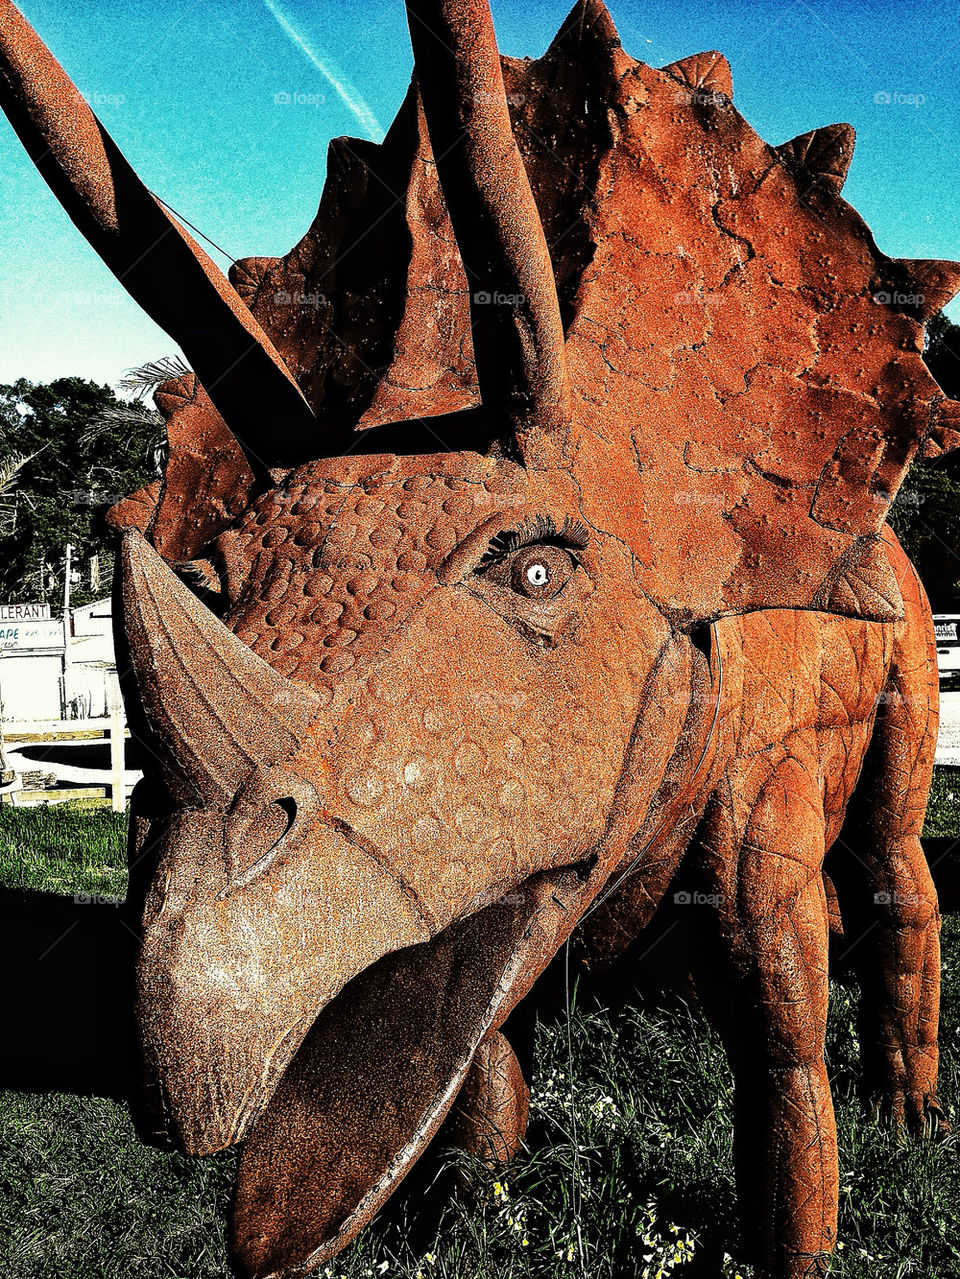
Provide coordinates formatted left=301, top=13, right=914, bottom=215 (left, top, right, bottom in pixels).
left=0, top=378, right=161, bottom=611
left=925, top=311, right=960, bottom=401
left=0, top=449, right=36, bottom=538
left=888, top=313, right=960, bottom=609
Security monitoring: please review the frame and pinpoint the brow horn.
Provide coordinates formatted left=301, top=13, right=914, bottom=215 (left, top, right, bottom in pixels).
left=0, top=0, right=317, bottom=475
left=404, top=0, right=572, bottom=465
left=119, top=533, right=320, bottom=806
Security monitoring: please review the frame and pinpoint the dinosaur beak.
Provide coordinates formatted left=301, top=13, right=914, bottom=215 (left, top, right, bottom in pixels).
left=229, top=868, right=595, bottom=1279
left=134, top=804, right=439, bottom=1155
left=134, top=768, right=590, bottom=1277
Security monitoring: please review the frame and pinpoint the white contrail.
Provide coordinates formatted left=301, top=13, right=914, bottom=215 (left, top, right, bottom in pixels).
left=262, top=0, right=384, bottom=141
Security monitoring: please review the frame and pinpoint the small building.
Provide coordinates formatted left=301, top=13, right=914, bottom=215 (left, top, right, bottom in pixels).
left=69, top=599, right=117, bottom=718
left=0, top=599, right=117, bottom=722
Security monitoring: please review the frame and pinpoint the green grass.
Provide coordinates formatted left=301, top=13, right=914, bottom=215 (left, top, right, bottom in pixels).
left=1, top=780, right=959, bottom=1278
left=0, top=803, right=127, bottom=899
left=1, top=1091, right=236, bottom=1279
left=924, top=769, right=960, bottom=839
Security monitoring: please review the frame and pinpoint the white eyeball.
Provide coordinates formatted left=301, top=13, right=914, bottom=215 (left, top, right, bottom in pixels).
left=526, top=562, right=549, bottom=587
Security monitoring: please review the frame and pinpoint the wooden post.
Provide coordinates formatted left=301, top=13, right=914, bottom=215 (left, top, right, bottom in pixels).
left=62, top=541, right=73, bottom=717
left=0, top=657, right=9, bottom=776
left=0, top=645, right=15, bottom=805
left=108, top=671, right=125, bottom=813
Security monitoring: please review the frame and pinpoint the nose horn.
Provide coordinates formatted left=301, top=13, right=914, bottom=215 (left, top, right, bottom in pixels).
left=119, top=532, right=320, bottom=805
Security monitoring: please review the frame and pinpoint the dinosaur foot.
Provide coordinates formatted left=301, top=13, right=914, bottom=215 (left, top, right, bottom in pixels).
left=748, top=1250, right=833, bottom=1279
left=869, top=1090, right=950, bottom=1141
left=446, top=1029, right=530, bottom=1166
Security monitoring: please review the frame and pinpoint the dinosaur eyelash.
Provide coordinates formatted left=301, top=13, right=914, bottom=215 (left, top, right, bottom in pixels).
left=476, top=515, right=589, bottom=570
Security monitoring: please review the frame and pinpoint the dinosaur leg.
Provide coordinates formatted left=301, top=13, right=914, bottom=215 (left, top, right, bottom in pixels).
left=446, top=1029, right=530, bottom=1165
left=827, top=666, right=945, bottom=1137
left=690, top=755, right=836, bottom=1279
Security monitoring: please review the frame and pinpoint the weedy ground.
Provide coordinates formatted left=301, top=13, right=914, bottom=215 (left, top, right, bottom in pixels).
left=1, top=780, right=959, bottom=1279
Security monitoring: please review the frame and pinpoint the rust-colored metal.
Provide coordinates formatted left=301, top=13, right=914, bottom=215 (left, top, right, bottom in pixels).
left=2, top=0, right=958, bottom=1275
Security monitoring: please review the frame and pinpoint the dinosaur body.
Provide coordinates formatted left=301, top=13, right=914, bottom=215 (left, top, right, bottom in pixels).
left=1, top=0, right=957, bottom=1276
left=568, top=526, right=941, bottom=1276
left=696, top=539, right=942, bottom=1276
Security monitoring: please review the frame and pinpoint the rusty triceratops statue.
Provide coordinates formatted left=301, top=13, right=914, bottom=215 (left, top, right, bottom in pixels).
left=2, top=0, right=958, bottom=1275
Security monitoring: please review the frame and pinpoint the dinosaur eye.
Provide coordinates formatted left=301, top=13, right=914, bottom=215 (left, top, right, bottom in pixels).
left=483, top=544, right=578, bottom=599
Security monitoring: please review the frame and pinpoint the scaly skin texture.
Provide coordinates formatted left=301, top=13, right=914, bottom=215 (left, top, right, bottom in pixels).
left=569, top=529, right=942, bottom=1277
left=826, top=536, right=944, bottom=1139
left=1, top=0, right=957, bottom=1275
left=692, top=535, right=941, bottom=1278
left=688, top=608, right=883, bottom=1278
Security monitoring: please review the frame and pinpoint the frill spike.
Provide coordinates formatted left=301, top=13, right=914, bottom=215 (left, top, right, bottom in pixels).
left=778, top=123, right=855, bottom=194
left=662, top=50, right=733, bottom=99
left=874, top=259, right=960, bottom=320
left=229, top=258, right=281, bottom=308
left=547, top=0, right=622, bottom=57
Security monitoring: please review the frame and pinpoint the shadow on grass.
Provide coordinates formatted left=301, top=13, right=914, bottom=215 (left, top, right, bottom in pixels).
left=0, top=888, right=135, bottom=1100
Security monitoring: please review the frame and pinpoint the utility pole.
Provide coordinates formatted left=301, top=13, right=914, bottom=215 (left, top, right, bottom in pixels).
left=108, top=669, right=125, bottom=813
left=0, top=648, right=9, bottom=775
left=62, top=541, right=73, bottom=718
left=0, top=643, right=15, bottom=797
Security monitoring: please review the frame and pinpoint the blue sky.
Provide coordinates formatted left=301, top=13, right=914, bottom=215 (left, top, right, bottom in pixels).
left=1, top=0, right=957, bottom=387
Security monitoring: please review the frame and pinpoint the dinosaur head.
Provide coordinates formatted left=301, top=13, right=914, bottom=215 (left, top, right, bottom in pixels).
left=2, top=0, right=959, bottom=1272
left=120, top=448, right=684, bottom=1134
left=117, top=446, right=715, bottom=1272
